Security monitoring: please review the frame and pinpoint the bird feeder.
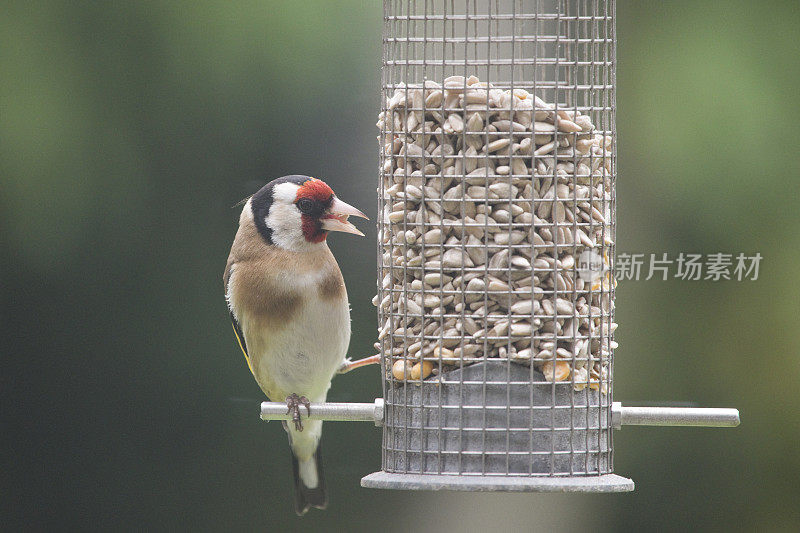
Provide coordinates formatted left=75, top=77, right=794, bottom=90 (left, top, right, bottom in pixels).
left=259, top=0, right=740, bottom=493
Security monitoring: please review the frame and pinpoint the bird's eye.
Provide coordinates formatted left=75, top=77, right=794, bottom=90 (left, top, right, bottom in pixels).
left=297, top=198, right=314, bottom=214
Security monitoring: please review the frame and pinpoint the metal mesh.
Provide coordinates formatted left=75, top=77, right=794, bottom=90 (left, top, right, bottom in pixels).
left=376, top=0, right=616, bottom=477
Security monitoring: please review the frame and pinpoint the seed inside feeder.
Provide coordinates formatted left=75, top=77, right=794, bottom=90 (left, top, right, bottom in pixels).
left=376, top=75, right=616, bottom=392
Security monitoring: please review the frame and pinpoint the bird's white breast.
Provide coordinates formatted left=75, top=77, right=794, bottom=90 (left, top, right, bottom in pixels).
left=232, top=266, right=351, bottom=403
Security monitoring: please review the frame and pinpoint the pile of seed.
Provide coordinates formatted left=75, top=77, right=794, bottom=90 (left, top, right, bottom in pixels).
left=374, top=75, right=616, bottom=392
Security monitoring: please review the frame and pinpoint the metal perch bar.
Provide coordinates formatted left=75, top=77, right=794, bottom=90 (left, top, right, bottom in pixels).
left=611, top=403, right=740, bottom=429
left=260, top=399, right=385, bottom=426
left=260, top=399, right=739, bottom=429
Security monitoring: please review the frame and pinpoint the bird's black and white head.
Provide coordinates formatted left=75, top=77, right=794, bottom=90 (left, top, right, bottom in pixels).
left=247, top=175, right=368, bottom=252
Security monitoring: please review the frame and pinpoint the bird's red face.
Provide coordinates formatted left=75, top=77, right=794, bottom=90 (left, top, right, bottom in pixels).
left=251, top=175, right=368, bottom=251
left=295, top=179, right=334, bottom=243
left=294, top=178, right=368, bottom=243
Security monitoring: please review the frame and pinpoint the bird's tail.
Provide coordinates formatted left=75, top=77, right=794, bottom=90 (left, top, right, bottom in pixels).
left=290, top=442, right=327, bottom=516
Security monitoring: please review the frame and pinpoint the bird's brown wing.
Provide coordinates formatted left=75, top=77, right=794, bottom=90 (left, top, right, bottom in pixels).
left=224, top=261, right=255, bottom=377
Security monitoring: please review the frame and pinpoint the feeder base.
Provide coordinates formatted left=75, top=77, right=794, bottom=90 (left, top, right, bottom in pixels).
left=361, top=472, right=634, bottom=492
left=383, top=361, right=613, bottom=475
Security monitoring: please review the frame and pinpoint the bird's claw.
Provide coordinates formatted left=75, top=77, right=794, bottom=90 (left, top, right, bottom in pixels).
left=286, top=393, right=311, bottom=431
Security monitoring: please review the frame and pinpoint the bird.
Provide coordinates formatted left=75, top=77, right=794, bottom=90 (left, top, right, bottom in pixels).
left=224, top=175, right=368, bottom=516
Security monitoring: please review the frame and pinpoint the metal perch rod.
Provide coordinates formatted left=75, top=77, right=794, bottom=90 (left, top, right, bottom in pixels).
left=260, top=399, right=739, bottom=428
left=610, top=403, right=740, bottom=429
left=260, top=399, right=385, bottom=426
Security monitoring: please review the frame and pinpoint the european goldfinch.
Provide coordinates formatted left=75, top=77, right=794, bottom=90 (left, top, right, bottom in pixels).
left=224, top=175, right=367, bottom=516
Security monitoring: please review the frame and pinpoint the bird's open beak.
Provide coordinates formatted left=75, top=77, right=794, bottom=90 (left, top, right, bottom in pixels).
left=321, top=197, right=369, bottom=236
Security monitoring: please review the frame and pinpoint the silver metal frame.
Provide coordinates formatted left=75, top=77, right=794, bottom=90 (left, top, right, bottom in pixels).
left=260, top=400, right=741, bottom=429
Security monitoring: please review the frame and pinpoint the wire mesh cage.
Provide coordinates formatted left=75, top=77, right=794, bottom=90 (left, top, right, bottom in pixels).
left=366, top=0, right=630, bottom=491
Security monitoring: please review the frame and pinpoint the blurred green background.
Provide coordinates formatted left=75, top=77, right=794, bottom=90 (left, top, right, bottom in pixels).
left=2, top=1, right=799, bottom=531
